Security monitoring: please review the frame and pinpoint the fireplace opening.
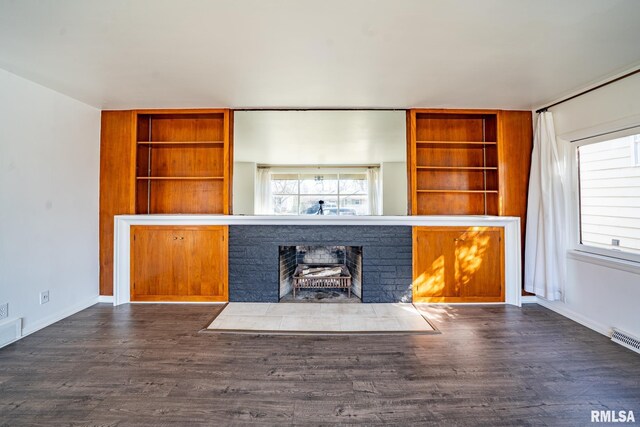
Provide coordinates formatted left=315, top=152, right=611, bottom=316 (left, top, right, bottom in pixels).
left=279, top=246, right=362, bottom=302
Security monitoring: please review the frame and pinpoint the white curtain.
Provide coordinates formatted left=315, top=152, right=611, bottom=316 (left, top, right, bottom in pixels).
left=524, top=112, right=567, bottom=301
left=255, top=168, right=272, bottom=214
left=367, top=168, right=381, bottom=215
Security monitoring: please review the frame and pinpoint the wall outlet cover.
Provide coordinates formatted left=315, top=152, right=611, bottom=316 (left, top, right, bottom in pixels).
left=0, top=303, right=7, bottom=319
left=40, top=291, right=50, bottom=305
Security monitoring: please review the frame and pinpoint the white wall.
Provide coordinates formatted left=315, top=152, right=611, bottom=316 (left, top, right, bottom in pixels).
left=0, top=69, right=101, bottom=341
left=233, top=162, right=256, bottom=215
left=540, top=71, right=640, bottom=338
left=382, top=162, right=408, bottom=215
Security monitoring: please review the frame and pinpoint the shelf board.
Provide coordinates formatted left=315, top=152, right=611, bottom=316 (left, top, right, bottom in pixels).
left=416, top=189, right=499, bottom=194
left=416, top=166, right=498, bottom=171
left=136, top=176, right=224, bottom=180
left=137, top=141, right=224, bottom=145
left=416, top=140, right=497, bottom=147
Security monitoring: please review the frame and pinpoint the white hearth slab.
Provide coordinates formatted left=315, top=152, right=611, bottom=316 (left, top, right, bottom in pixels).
left=206, top=303, right=437, bottom=334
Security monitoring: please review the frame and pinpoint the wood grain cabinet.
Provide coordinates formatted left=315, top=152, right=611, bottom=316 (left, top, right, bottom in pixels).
left=412, top=226, right=504, bottom=303
left=407, top=109, right=532, bottom=292
left=130, top=226, right=228, bottom=302
left=100, top=109, right=233, bottom=296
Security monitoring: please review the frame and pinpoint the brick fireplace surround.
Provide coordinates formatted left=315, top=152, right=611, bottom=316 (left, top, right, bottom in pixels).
left=229, top=226, right=412, bottom=303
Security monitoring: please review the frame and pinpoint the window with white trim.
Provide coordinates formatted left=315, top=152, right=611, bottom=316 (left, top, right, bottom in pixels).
left=271, top=171, right=371, bottom=215
left=577, top=133, right=640, bottom=260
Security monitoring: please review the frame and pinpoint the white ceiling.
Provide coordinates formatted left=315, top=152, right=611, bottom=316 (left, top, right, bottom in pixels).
left=234, top=110, right=406, bottom=164
left=1, top=0, right=640, bottom=110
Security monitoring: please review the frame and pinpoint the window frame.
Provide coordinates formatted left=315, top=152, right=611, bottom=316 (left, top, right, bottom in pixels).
left=269, top=167, right=372, bottom=216
left=571, top=126, right=640, bottom=264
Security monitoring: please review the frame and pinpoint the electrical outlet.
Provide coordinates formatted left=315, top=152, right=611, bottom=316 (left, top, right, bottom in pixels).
left=40, top=291, right=50, bottom=305
left=0, top=303, right=7, bottom=319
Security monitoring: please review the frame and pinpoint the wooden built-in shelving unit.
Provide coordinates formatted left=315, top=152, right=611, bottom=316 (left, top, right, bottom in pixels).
left=407, top=109, right=532, bottom=220
left=408, top=110, right=500, bottom=215
left=99, top=109, right=233, bottom=296
left=134, top=111, right=230, bottom=214
left=408, top=108, right=533, bottom=299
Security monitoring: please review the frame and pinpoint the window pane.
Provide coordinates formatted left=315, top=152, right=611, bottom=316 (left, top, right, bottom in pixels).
left=271, top=174, right=298, bottom=194
left=300, top=196, right=338, bottom=215
left=273, top=195, right=298, bottom=215
left=340, top=195, right=369, bottom=215
left=299, top=174, right=338, bottom=194
left=578, top=134, right=640, bottom=255
left=339, top=174, right=368, bottom=195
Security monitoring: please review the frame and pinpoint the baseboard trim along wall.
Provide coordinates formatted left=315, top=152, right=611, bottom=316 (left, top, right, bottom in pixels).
left=9, top=295, right=101, bottom=347
left=98, top=295, right=114, bottom=303
left=535, top=297, right=611, bottom=337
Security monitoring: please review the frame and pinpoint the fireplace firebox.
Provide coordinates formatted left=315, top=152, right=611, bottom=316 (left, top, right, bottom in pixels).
left=279, top=246, right=362, bottom=302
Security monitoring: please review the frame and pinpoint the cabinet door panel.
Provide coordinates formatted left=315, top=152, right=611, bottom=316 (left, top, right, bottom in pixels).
left=454, top=229, right=503, bottom=299
left=131, top=226, right=228, bottom=302
left=413, top=229, right=458, bottom=299
left=413, top=226, right=504, bottom=303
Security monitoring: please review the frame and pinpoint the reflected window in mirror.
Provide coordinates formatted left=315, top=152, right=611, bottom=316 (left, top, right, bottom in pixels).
left=257, top=167, right=381, bottom=215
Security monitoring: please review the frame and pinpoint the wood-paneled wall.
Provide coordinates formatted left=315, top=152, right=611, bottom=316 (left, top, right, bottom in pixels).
left=99, top=111, right=136, bottom=296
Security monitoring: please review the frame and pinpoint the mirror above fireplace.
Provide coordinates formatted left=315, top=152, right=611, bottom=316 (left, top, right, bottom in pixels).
left=232, top=110, right=408, bottom=216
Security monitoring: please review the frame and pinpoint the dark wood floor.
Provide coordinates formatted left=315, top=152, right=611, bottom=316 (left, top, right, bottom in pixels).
left=0, top=304, right=638, bottom=426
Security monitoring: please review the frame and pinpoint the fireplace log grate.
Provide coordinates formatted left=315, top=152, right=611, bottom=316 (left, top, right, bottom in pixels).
left=293, top=264, right=352, bottom=298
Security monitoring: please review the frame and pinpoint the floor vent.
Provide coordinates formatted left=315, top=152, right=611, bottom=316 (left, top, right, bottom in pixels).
left=0, top=318, right=22, bottom=348
left=611, top=328, right=640, bottom=354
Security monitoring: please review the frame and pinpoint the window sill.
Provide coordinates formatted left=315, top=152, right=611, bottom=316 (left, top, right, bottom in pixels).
left=567, top=249, right=640, bottom=275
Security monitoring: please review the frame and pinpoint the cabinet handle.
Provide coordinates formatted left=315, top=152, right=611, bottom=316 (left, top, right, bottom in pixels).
left=173, top=236, right=185, bottom=240
left=454, top=238, right=465, bottom=242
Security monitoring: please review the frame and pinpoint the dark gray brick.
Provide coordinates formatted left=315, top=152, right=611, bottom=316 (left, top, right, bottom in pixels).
left=228, top=225, right=413, bottom=303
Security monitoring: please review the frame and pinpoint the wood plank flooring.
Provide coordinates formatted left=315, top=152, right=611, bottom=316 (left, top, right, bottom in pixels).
left=0, top=303, right=638, bottom=426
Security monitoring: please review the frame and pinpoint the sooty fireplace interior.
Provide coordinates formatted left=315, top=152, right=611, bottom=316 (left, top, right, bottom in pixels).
left=279, top=246, right=363, bottom=302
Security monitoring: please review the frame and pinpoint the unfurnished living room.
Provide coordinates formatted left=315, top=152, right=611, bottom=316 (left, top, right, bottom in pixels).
left=1, top=1, right=640, bottom=425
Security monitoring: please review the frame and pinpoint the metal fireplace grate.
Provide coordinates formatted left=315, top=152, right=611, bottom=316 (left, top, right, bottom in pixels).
left=611, top=328, right=640, bottom=354
left=292, top=264, right=352, bottom=298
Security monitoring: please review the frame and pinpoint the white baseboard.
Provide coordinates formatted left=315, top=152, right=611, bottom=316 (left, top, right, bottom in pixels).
left=20, top=295, right=100, bottom=338
left=521, top=295, right=537, bottom=304
left=98, top=295, right=114, bottom=303
left=535, top=297, right=611, bottom=337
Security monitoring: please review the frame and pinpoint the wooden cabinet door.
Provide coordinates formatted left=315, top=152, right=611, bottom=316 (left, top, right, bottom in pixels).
left=131, top=226, right=228, bottom=302
left=413, top=226, right=504, bottom=303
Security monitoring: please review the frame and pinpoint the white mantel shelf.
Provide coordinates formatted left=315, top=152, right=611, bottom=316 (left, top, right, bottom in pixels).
left=115, top=214, right=520, bottom=226
left=113, top=215, right=522, bottom=307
